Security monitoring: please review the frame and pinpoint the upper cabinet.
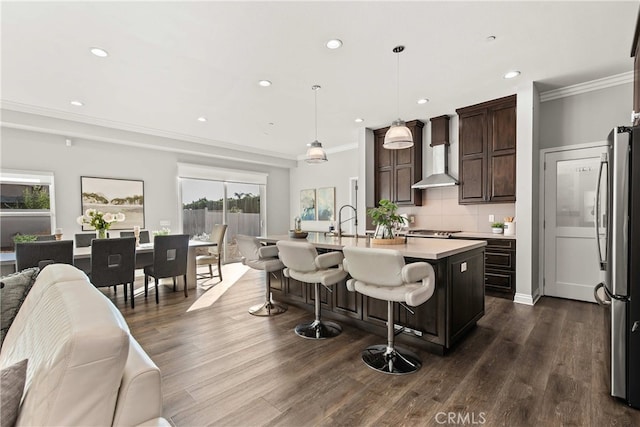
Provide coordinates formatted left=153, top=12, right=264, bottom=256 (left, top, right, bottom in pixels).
left=456, top=95, right=517, bottom=204
left=373, top=120, right=424, bottom=206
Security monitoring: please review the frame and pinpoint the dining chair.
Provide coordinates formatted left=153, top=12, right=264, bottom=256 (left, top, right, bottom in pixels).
left=195, top=224, right=227, bottom=282
left=119, top=230, right=151, bottom=244
left=143, top=234, right=190, bottom=304
left=15, top=240, right=74, bottom=271
left=90, top=237, right=136, bottom=308
left=75, top=232, right=108, bottom=248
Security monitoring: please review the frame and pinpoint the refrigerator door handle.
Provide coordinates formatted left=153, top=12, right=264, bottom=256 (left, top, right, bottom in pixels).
left=602, top=280, right=630, bottom=303
left=595, top=153, right=608, bottom=270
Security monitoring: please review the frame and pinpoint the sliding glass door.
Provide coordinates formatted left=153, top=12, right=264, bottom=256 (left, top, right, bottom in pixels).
left=181, top=178, right=264, bottom=263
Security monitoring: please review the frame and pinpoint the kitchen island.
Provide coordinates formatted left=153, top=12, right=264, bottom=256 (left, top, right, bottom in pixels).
left=259, top=233, right=486, bottom=355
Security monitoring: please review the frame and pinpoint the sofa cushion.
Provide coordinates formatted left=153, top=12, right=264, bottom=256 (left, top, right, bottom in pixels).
left=0, top=359, right=27, bottom=427
left=0, top=268, right=39, bottom=347
left=0, top=264, right=130, bottom=426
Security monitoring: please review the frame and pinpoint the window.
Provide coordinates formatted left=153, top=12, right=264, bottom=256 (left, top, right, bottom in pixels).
left=0, top=170, right=56, bottom=250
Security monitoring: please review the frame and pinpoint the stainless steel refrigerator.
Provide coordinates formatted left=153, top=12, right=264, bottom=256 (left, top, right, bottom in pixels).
left=594, top=126, right=640, bottom=409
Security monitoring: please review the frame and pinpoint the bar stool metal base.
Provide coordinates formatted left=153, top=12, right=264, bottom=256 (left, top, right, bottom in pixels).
left=248, top=300, right=287, bottom=316
left=361, top=344, right=422, bottom=375
left=295, top=320, right=342, bottom=339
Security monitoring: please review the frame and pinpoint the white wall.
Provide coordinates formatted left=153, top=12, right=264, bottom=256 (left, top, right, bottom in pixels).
left=539, top=82, right=632, bottom=148
left=289, top=148, right=359, bottom=233
left=1, top=126, right=291, bottom=237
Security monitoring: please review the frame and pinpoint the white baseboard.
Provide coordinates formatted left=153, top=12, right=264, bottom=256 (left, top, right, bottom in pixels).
left=514, top=292, right=538, bottom=306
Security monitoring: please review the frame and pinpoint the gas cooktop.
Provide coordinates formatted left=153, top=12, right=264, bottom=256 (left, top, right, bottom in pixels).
left=405, top=229, right=461, bottom=238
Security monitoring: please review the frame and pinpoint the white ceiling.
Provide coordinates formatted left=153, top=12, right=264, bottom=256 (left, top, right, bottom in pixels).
left=1, top=1, right=637, bottom=161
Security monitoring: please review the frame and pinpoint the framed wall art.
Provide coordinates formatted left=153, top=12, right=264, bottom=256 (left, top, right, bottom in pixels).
left=80, top=176, right=145, bottom=230
left=316, top=187, right=335, bottom=221
left=300, top=189, right=316, bottom=221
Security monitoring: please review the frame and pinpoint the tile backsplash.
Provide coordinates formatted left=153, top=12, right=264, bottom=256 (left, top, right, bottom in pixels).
left=398, top=186, right=515, bottom=232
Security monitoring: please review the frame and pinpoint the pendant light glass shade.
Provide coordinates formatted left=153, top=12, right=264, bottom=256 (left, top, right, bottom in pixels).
left=306, top=140, right=328, bottom=163
left=384, top=45, right=413, bottom=150
left=383, top=119, right=413, bottom=149
left=305, top=85, right=328, bottom=164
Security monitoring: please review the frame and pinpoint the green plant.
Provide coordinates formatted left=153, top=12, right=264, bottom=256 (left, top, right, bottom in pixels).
left=13, top=234, right=38, bottom=243
left=491, top=222, right=504, bottom=229
left=22, top=185, right=50, bottom=209
left=153, top=227, right=171, bottom=236
left=367, top=199, right=407, bottom=239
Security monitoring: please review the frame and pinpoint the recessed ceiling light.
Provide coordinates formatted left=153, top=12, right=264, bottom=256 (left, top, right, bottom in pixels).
left=486, top=35, right=496, bottom=42
left=504, top=70, right=521, bottom=79
left=90, top=47, right=109, bottom=57
left=258, top=80, right=272, bottom=87
left=326, top=39, right=343, bottom=49
left=354, top=118, right=364, bottom=123
left=197, top=117, right=207, bottom=122
left=417, top=98, right=429, bottom=105
left=70, top=100, right=84, bottom=106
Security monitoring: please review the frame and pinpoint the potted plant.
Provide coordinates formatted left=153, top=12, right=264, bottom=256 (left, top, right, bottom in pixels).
left=491, top=222, right=504, bottom=234
left=367, top=199, right=407, bottom=244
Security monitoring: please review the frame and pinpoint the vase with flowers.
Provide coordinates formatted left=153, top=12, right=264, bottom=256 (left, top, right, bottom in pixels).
left=77, top=209, right=125, bottom=238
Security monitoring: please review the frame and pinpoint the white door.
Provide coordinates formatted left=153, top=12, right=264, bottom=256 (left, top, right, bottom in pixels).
left=543, top=145, right=608, bottom=302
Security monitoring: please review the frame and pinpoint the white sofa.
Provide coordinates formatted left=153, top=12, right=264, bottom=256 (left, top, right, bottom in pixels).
left=0, top=264, right=169, bottom=426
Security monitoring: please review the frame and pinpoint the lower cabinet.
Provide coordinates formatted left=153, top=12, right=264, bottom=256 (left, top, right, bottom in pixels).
left=484, top=238, right=516, bottom=299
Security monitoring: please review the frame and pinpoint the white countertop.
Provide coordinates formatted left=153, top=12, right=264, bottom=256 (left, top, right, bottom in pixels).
left=452, top=232, right=516, bottom=240
left=259, top=232, right=486, bottom=260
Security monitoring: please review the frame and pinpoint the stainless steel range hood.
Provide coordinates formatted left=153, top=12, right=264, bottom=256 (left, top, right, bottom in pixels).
left=412, top=144, right=459, bottom=189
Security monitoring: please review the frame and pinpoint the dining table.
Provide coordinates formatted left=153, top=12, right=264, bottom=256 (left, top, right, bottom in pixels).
left=0, top=239, right=216, bottom=289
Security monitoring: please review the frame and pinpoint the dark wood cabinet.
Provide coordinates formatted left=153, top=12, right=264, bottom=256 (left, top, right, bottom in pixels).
left=456, top=95, right=517, bottom=204
left=633, top=9, right=640, bottom=125
left=452, top=236, right=516, bottom=299
left=373, top=120, right=424, bottom=206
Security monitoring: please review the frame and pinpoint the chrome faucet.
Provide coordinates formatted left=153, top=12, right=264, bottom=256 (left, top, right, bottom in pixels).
left=337, top=204, right=358, bottom=237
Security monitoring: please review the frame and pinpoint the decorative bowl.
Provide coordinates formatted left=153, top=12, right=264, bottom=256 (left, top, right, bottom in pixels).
left=289, top=230, right=308, bottom=239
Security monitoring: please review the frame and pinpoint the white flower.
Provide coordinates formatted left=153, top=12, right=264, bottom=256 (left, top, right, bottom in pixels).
left=76, top=215, right=86, bottom=225
left=103, top=212, right=115, bottom=223
left=115, top=213, right=126, bottom=222
left=85, top=208, right=96, bottom=217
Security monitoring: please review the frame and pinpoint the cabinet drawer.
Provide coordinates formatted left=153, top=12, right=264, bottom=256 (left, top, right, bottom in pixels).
left=485, top=269, right=514, bottom=291
left=485, top=251, right=514, bottom=269
left=486, top=239, right=515, bottom=250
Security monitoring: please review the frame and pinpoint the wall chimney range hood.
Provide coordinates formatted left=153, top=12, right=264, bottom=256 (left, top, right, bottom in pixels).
left=412, top=115, right=459, bottom=189
left=411, top=144, right=459, bottom=188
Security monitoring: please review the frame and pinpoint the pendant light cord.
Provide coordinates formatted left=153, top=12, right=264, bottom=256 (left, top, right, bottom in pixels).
left=396, top=50, right=400, bottom=119
left=315, top=87, right=318, bottom=140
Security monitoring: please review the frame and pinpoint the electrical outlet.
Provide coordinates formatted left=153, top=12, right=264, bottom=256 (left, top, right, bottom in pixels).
left=409, top=215, right=415, bottom=224
left=159, top=220, right=171, bottom=227
left=461, top=262, right=467, bottom=272
left=489, top=214, right=495, bottom=223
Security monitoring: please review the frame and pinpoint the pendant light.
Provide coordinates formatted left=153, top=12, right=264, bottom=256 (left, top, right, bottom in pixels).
left=306, top=84, right=328, bottom=163
left=383, top=45, right=413, bottom=150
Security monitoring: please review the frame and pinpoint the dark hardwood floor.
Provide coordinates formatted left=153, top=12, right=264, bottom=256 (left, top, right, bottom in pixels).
left=111, top=268, right=640, bottom=426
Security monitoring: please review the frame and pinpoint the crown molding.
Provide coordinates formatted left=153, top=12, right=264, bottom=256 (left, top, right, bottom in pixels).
left=539, top=71, right=633, bottom=102
left=0, top=100, right=298, bottom=162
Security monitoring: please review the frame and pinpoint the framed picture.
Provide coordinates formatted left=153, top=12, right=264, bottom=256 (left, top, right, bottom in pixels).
left=80, top=176, right=144, bottom=230
left=300, top=189, right=316, bottom=221
left=316, top=187, right=335, bottom=221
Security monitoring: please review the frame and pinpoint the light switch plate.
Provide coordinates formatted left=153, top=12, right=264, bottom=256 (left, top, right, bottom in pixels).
left=461, top=262, right=467, bottom=272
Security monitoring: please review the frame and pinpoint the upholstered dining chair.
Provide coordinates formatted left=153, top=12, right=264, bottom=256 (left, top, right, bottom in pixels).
left=90, top=237, right=136, bottom=308
left=342, top=246, right=436, bottom=375
left=195, top=224, right=227, bottom=282
left=143, top=234, right=190, bottom=304
left=75, top=232, right=108, bottom=248
left=276, top=240, right=348, bottom=339
left=15, top=240, right=74, bottom=271
left=236, top=234, right=286, bottom=316
left=119, top=230, right=151, bottom=244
